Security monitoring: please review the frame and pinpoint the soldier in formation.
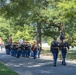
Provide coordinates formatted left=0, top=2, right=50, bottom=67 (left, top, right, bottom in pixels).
left=50, top=34, right=69, bottom=66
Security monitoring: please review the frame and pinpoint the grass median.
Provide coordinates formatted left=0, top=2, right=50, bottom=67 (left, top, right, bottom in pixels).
left=0, top=61, right=19, bottom=75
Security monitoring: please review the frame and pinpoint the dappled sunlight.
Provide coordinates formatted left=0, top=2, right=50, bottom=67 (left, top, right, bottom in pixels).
left=0, top=68, right=7, bottom=71
left=6, top=63, right=23, bottom=67
left=0, top=53, right=76, bottom=75
left=40, top=70, right=53, bottom=74
left=27, top=62, right=51, bottom=68
left=5, top=58, right=52, bottom=68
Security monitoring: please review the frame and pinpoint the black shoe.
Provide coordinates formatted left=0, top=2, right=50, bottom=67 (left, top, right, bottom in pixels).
left=17, top=56, right=19, bottom=58
left=34, top=57, right=36, bottom=59
left=62, top=61, right=64, bottom=65
left=54, top=63, right=56, bottom=67
left=63, top=63, right=66, bottom=66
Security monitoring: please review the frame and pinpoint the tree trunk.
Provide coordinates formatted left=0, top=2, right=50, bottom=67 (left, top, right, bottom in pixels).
left=36, top=22, right=42, bottom=49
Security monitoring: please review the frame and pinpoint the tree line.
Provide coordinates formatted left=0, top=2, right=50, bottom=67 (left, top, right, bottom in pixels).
left=0, top=0, right=76, bottom=46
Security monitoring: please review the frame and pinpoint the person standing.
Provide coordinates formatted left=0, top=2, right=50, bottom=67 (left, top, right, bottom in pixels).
left=8, top=35, right=12, bottom=45
left=6, top=35, right=12, bottom=54
left=31, top=41, right=37, bottom=59
left=0, top=37, right=3, bottom=51
left=59, top=37, right=69, bottom=66
left=50, top=36, right=59, bottom=66
left=37, top=43, right=41, bottom=58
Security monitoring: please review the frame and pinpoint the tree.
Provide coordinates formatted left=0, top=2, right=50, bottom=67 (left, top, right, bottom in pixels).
left=0, top=16, right=14, bottom=42
left=0, top=0, right=76, bottom=46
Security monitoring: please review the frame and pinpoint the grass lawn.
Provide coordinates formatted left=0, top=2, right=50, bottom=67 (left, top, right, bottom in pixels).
left=41, top=47, right=50, bottom=56
left=41, top=47, right=76, bottom=60
left=66, top=50, right=76, bottom=60
left=0, top=61, right=19, bottom=75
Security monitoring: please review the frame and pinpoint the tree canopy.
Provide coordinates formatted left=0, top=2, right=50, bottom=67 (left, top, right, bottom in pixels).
left=0, top=0, right=76, bottom=45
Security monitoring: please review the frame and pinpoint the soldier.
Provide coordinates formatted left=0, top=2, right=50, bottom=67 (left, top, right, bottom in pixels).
left=0, top=37, right=3, bottom=51
left=21, top=43, right=26, bottom=57
left=5, top=43, right=11, bottom=55
left=7, top=35, right=12, bottom=45
left=37, top=43, right=41, bottom=58
left=16, top=43, right=21, bottom=58
left=10, top=43, right=14, bottom=56
left=31, top=41, right=37, bottom=59
left=59, top=37, right=69, bottom=66
left=10, top=42, right=17, bottom=57
left=25, top=42, right=30, bottom=58
left=50, top=36, right=59, bottom=66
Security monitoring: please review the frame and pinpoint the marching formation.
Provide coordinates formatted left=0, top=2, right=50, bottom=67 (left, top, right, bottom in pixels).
left=5, top=35, right=41, bottom=59
left=4, top=33, right=69, bottom=67
left=5, top=41, right=41, bottom=59
left=50, top=33, right=69, bottom=67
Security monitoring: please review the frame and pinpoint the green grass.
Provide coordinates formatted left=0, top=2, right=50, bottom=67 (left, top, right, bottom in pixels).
left=41, top=47, right=50, bottom=56
left=0, top=62, right=19, bottom=75
left=66, top=50, right=76, bottom=60
left=41, top=47, right=76, bottom=60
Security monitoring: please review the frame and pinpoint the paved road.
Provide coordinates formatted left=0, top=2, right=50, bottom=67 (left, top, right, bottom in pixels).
left=0, top=51, right=76, bottom=75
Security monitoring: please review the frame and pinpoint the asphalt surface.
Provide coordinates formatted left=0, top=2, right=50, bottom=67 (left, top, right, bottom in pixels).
left=0, top=50, right=76, bottom=75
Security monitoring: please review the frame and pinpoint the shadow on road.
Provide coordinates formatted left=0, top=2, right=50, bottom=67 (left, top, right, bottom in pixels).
left=0, top=53, right=76, bottom=75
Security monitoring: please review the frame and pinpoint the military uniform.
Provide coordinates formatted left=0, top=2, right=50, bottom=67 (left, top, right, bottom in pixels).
left=50, top=40, right=59, bottom=66
left=25, top=44, right=30, bottom=58
left=31, top=44, right=37, bottom=59
left=5, top=44, right=11, bottom=55
left=37, top=43, right=41, bottom=58
left=59, top=41, right=69, bottom=65
left=21, top=44, right=26, bottom=57
left=16, top=44, right=21, bottom=58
